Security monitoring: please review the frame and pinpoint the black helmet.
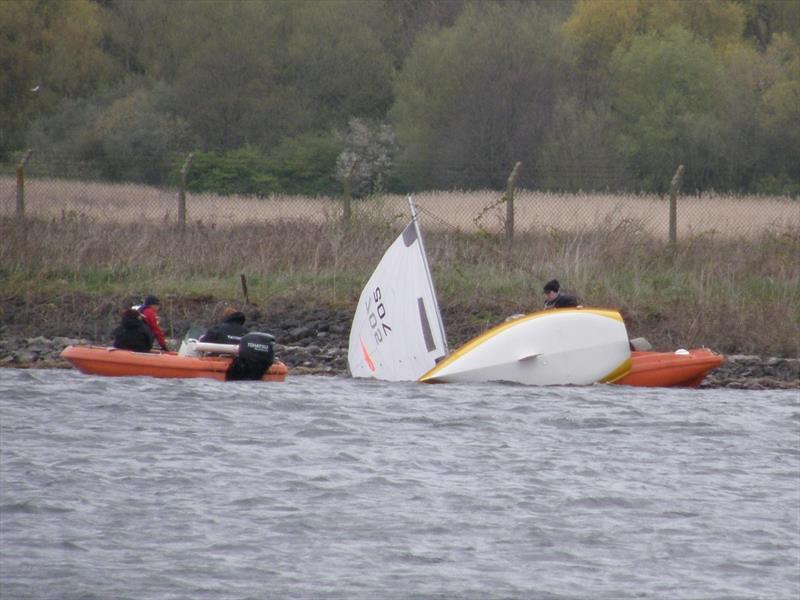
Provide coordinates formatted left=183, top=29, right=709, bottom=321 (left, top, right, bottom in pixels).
left=143, top=295, right=160, bottom=306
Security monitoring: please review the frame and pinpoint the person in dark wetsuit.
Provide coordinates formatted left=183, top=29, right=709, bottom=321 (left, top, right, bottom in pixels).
left=200, top=307, right=274, bottom=380
left=543, top=279, right=580, bottom=310
left=112, top=308, right=154, bottom=352
left=200, top=306, right=248, bottom=344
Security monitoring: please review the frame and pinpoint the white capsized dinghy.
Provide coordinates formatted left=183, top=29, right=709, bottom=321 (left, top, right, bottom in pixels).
left=347, top=197, right=631, bottom=385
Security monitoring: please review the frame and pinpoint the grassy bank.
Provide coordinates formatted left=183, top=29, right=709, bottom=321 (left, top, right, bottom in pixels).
left=1, top=214, right=798, bottom=356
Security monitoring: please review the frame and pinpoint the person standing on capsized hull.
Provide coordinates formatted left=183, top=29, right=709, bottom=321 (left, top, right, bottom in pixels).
left=543, top=279, right=580, bottom=310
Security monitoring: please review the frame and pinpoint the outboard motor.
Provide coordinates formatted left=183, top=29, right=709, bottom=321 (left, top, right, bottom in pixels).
left=226, top=332, right=275, bottom=381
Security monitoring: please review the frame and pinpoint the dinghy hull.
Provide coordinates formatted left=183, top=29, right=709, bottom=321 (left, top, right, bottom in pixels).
left=419, top=309, right=632, bottom=386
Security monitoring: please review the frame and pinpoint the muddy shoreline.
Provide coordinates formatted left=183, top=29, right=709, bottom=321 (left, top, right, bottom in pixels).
left=1, top=296, right=797, bottom=389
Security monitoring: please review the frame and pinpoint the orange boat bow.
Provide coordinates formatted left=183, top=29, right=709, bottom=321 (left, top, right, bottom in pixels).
left=614, top=348, right=724, bottom=388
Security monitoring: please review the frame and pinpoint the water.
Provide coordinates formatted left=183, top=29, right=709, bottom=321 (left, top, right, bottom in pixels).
left=1, top=369, right=798, bottom=600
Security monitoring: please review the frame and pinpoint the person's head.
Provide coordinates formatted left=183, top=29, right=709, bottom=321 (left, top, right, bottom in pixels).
left=143, top=295, right=160, bottom=311
left=121, top=308, right=142, bottom=327
left=222, top=306, right=246, bottom=324
left=543, top=279, right=560, bottom=301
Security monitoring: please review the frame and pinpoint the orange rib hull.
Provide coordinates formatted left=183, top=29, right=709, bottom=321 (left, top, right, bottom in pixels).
left=60, top=345, right=288, bottom=382
left=614, top=348, right=724, bottom=388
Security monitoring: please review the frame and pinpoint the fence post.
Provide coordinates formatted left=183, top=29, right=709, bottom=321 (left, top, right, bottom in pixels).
left=505, top=161, right=521, bottom=246
left=342, top=162, right=356, bottom=226
left=668, top=164, right=684, bottom=246
left=240, top=273, right=250, bottom=305
left=178, top=152, right=193, bottom=230
left=16, top=149, right=33, bottom=218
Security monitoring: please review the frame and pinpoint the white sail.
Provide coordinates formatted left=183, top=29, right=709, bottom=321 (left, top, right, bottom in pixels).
left=348, top=206, right=448, bottom=381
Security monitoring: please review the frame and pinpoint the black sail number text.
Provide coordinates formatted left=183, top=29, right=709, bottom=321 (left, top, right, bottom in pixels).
left=365, top=287, right=392, bottom=344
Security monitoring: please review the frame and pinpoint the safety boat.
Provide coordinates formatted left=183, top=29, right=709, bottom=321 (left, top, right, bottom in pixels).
left=613, top=348, right=724, bottom=388
left=61, top=333, right=287, bottom=382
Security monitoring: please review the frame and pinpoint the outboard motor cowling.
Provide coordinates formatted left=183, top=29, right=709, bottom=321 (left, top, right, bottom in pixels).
left=226, top=332, right=275, bottom=381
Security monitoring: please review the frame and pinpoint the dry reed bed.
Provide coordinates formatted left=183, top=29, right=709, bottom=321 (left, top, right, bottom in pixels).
left=3, top=213, right=799, bottom=353
left=1, top=177, right=798, bottom=239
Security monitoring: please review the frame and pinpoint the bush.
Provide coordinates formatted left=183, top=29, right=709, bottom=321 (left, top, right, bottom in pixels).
left=267, top=132, right=341, bottom=196
left=188, top=146, right=275, bottom=196
left=754, top=173, right=800, bottom=198
left=188, top=133, right=341, bottom=197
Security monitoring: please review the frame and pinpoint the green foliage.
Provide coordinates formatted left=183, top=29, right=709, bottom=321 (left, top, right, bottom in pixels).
left=536, top=97, right=627, bottom=191
left=188, top=147, right=276, bottom=197
left=285, top=1, right=396, bottom=127
left=391, top=2, right=566, bottom=189
left=188, top=133, right=341, bottom=197
left=166, top=2, right=284, bottom=151
left=26, top=80, right=194, bottom=184
left=0, top=0, right=120, bottom=158
left=756, top=33, right=800, bottom=186
left=754, top=173, right=800, bottom=197
left=736, top=0, right=800, bottom=48
left=4, top=0, right=798, bottom=195
left=609, top=27, right=730, bottom=192
left=92, top=87, right=195, bottom=183
left=267, top=132, right=341, bottom=196
left=563, top=0, right=746, bottom=80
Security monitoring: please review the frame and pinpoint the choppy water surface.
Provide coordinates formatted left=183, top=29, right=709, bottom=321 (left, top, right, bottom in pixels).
left=1, top=369, right=798, bottom=600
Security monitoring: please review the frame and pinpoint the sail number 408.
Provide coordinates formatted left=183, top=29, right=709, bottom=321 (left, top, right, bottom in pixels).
left=366, top=287, right=392, bottom=344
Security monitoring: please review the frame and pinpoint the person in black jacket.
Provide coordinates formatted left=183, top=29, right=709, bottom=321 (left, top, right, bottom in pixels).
left=543, top=279, right=580, bottom=310
left=200, top=306, right=248, bottom=345
left=112, top=308, right=154, bottom=352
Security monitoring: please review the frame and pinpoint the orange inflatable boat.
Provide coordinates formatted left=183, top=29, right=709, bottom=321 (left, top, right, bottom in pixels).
left=60, top=345, right=288, bottom=382
left=613, top=348, right=724, bottom=388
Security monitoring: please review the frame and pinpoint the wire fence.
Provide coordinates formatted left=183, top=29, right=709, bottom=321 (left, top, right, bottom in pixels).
left=2, top=156, right=798, bottom=242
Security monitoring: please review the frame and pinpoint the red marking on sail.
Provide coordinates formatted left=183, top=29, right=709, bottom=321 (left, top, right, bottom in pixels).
left=360, top=339, right=376, bottom=372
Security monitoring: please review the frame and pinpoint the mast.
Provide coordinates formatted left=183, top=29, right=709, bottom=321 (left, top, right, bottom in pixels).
left=407, top=196, right=449, bottom=355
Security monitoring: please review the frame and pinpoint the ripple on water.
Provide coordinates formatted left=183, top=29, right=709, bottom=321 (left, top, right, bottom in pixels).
left=0, top=370, right=797, bottom=600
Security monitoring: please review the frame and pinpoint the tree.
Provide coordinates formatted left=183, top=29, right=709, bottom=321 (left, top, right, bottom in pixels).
left=0, top=0, right=118, bottom=158
left=609, top=27, right=731, bottom=191
left=536, top=97, right=627, bottom=191
left=380, top=0, right=466, bottom=64
left=92, top=86, right=195, bottom=183
left=164, top=1, right=288, bottom=151
left=336, top=118, right=398, bottom=197
left=755, top=33, right=800, bottom=191
left=283, top=0, right=396, bottom=128
left=563, top=0, right=747, bottom=97
left=735, top=0, right=800, bottom=49
left=391, top=2, right=567, bottom=189
left=162, top=0, right=396, bottom=152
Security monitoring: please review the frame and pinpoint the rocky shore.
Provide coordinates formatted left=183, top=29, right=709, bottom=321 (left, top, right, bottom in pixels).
left=1, top=304, right=797, bottom=389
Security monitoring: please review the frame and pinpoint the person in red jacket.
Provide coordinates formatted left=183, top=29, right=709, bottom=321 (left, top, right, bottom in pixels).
left=139, top=295, right=169, bottom=352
